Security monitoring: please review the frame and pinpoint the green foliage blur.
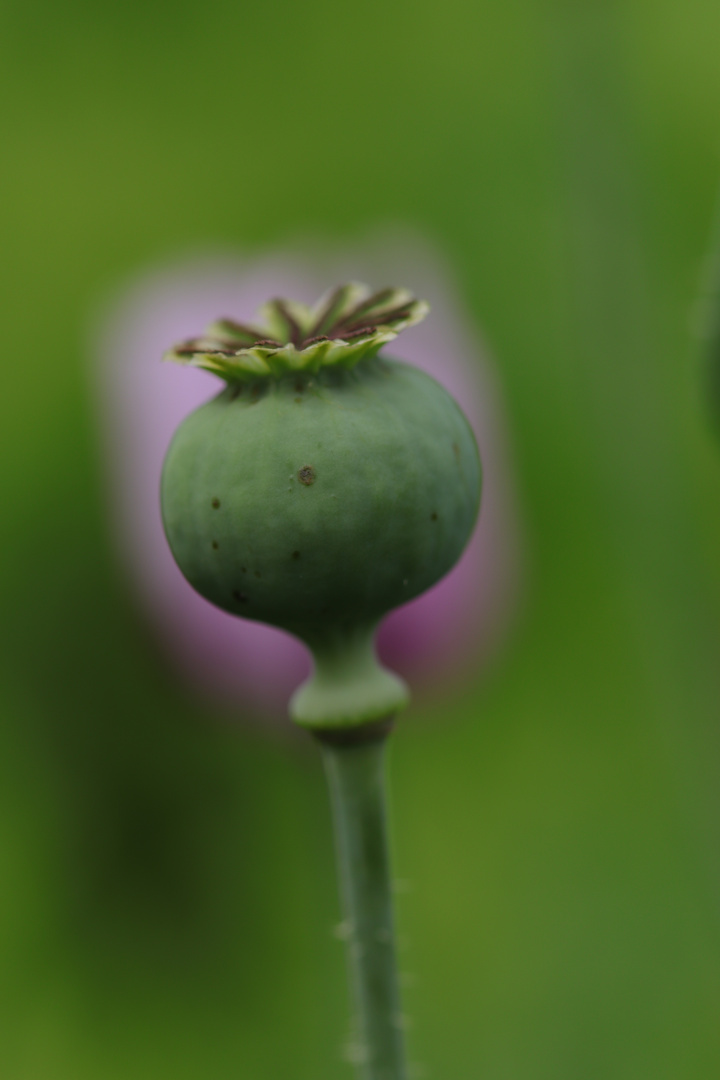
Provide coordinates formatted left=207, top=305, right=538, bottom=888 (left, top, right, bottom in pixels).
left=2, top=0, right=720, bottom=1076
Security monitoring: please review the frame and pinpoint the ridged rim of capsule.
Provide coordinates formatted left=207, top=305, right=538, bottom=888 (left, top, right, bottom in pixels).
left=164, top=283, right=429, bottom=381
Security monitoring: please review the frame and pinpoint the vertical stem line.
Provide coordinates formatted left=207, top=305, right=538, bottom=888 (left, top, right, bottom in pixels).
left=318, top=725, right=406, bottom=1080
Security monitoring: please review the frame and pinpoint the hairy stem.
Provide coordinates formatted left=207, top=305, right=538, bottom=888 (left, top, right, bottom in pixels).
left=318, top=724, right=406, bottom=1080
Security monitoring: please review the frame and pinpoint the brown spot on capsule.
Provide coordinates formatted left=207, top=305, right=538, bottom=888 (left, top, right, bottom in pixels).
left=212, top=540, right=219, bottom=550
left=232, top=590, right=248, bottom=604
left=430, top=512, right=438, bottom=521
left=254, top=570, right=261, bottom=578
left=211, top=498, right=221, bottom=509
left=292, top=551, right=301, bottom=560
left=298, top=465, right=316, bottom=486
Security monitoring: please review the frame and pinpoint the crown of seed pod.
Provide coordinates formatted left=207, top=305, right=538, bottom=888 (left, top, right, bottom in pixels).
left=160, top=283, right=482, bottom=731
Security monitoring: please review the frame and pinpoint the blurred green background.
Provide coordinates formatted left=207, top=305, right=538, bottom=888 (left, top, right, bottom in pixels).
left=3, top=0, right=720, bottom=1076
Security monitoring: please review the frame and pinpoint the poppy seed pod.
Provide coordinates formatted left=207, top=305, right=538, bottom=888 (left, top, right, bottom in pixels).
left=160, top=284, right=481, bottom=731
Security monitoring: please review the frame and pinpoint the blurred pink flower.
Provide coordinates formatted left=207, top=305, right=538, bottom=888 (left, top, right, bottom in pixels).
left=93, top=234, right=520, bottom=717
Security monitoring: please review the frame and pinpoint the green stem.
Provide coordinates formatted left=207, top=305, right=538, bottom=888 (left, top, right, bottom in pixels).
left=318, top=725, right=407, bottom=1080
left=291, top=624, right=409, bottom=731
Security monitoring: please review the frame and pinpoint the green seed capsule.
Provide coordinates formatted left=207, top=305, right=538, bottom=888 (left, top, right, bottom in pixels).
left=160, top=284, right=481, bottom=731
